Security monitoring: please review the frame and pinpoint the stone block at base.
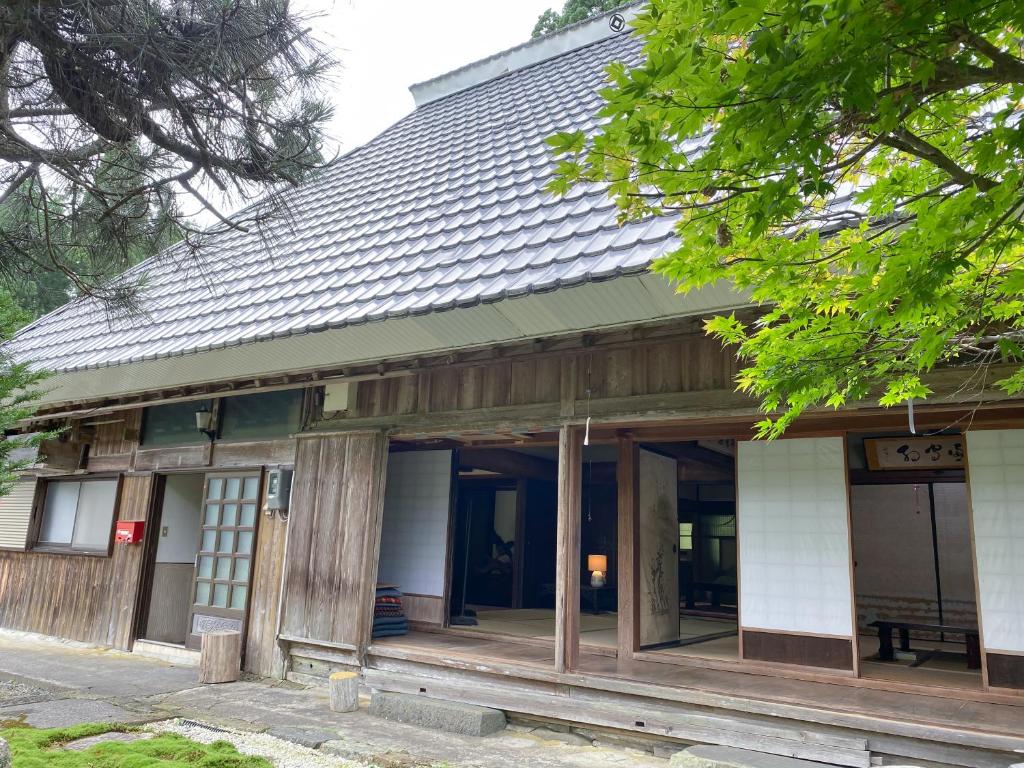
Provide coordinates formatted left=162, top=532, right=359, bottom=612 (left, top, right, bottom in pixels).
left=0, top=737, right=9, bottom=768
left=369, top=691, right=506, bottom=737
left=670, top=745, right=843, bottom=768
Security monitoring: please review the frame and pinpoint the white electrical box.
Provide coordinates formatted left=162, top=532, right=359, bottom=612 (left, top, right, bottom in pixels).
left=323, top=381, right=353, bottom=413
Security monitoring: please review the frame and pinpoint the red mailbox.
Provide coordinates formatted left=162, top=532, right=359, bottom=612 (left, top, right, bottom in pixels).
left=115, top=520, right=144, bottom=544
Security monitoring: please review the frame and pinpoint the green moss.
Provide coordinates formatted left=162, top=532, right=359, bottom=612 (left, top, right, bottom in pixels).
left=1, top=723, right=273, bottom=767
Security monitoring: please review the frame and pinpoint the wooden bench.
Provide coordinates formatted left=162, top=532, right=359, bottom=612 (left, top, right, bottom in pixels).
left=869, top=619, right=981, bottom=670
left=684, top=580, right=737, bottom=609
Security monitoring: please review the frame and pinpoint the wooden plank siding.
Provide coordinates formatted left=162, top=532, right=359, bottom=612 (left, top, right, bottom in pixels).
left=0, top=473, right=153, bottom=649
left=341, top=335, right=742, bottom=426
left=91, top=410, right=142, bottom=457
left=279, top=432, right=389, bottom=652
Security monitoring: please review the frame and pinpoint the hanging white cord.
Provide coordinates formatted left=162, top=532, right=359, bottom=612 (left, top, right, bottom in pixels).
left=908, top=398, right=917, bottom=435
left=583, top=357, right=592, bottom=446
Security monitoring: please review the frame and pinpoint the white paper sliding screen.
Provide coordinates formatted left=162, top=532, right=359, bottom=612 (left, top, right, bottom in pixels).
left=737, top=437, right=855, bottom=670
left=964, top=430, right=1024, bottom=689
left=377, top=450, right=453, bottom=624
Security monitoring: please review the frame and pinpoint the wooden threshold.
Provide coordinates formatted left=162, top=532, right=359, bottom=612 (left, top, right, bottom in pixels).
left=390, top=624, right=1022, bottom=708
left=369, top=631, right=1024, bottom=714
left=632, top=648, right=1024, bottom=706
left=425, top=625, right=617, bottom=658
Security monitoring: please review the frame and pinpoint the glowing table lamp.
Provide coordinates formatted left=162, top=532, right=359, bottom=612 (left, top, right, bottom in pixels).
left=587, top=554, right=608, bottom=588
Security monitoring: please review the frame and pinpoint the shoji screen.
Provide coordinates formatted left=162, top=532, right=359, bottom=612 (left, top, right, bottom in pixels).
left=964, top=430, right=1024, bottom=689
left=377, top=449, right=453, bottom=624
left=737, top=436, right=856, bottom=669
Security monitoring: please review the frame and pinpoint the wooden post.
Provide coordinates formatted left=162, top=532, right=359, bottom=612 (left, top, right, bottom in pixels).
left=555, top=424, right=582, bottom=673
left=199, top=630, right=241, bottom=684
left=329, top=670, right=360, bottom=712
left=616, top=433, right=640, bottom=660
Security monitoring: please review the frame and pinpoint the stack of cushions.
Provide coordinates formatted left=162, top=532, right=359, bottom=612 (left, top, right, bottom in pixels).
left=372, top=584, right=409, bottom=638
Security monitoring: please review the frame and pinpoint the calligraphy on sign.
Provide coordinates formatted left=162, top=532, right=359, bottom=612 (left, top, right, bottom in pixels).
left=864, top=436, right=964, bottom=470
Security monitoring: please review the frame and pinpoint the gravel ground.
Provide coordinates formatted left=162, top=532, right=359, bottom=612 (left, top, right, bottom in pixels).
left=146, top=719, right=370, bottom=768
left=0, top=680, right=52, bottom=707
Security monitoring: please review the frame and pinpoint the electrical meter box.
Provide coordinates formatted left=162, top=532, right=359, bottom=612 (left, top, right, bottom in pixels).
left=323, top=381, right=353, bottom=413
left=266, top=468, right=293, bottom=511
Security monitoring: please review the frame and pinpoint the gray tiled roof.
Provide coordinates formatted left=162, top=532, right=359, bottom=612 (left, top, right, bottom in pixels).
left=9, top=24, right=675, bottom=374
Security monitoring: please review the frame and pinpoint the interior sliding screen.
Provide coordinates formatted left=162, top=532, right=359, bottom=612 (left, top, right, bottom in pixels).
left=737, top=437, right=856, bottom=670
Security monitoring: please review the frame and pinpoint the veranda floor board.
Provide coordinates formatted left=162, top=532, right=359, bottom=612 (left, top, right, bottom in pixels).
left=370, top=630, right=1024, bottom=738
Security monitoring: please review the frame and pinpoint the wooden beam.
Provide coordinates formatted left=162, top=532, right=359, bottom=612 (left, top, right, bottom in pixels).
left=554, top=424, right=582, bottom=673
left=458, top=448, right=556, bottom=481
left=661, top=441, right=734, bottom=472
left=27, top=317, right=717, bottom=423
left=616, top=433, right=640, bottom=659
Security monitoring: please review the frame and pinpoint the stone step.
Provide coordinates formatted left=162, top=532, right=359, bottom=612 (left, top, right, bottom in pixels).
left=671, top=745, right=846, bottom=768
left=369, top=691, right=506, bottom=737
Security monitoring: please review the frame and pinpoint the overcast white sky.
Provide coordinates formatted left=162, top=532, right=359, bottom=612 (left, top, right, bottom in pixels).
left=301, top=0, right=559, bottom=154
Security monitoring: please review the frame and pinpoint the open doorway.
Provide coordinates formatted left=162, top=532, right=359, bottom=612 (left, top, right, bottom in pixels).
left=638, top=439, right=739, bottom=662
left=141, top=474, right=204, bottom=646
left=848, top=433, right=981, bottom=689
left=446, top=443, right=618, bottom=650
left=373, top=437, right=621, bottom=657
left=139, top=472, right=261, bottom=650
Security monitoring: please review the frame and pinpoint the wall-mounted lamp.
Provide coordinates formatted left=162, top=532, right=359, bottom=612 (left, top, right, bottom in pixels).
left=195, top=404, right=216, bottom=442
left=587, top=553, right=607, bottom=588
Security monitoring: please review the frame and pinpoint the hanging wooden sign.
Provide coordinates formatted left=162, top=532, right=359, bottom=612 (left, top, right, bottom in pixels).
left=864, top=436, right=964, bottom=470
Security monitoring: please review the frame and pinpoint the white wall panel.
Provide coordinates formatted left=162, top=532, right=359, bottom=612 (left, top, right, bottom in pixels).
left=965, top=429, right=1024, bottom=652
left=156, top=474, right=205, bottom=563
left=378, top=450, right=453, bottom=597
left=738, top=437, right=854, bottom=636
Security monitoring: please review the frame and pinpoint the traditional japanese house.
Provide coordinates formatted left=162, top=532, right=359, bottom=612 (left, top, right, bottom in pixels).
left=1, top=9, right=1022, bottom=767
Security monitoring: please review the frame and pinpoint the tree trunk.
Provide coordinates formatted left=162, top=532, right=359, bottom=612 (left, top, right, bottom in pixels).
left=199, top=630, right=241, bottom=684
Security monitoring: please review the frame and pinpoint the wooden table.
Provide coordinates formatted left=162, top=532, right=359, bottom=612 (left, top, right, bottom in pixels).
left=869, top=619, right=981, bottom=670
left=580, top=584, right=616, bottom=614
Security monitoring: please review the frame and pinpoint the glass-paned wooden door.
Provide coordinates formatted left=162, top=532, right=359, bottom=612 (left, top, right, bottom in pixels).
left=187, top=472, right=261, bottom=650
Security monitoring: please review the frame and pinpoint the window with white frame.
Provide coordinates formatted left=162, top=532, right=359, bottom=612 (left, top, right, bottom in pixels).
left=35, top=478, right=119, bottom=553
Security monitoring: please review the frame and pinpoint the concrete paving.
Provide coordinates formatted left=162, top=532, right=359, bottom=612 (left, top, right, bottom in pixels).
left=0, top=630, right=669, bottom=768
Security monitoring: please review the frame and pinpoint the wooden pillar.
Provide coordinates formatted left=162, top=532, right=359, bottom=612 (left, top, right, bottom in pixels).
left=512, top=478, right=527, bottom=609
left=555, top=424, right=582, bottom=673
left=616, top=433, right=640, bottom=659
